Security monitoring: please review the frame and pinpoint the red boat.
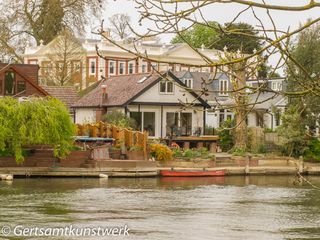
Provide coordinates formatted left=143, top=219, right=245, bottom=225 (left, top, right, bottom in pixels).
left=160, top=169, right=225, bottom=177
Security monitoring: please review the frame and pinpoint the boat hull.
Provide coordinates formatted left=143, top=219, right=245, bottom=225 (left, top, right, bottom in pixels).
left=160, top=170, right=225, bottom=177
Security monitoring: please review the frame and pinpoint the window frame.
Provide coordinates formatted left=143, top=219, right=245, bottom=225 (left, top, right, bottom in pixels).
left=108, top=60, right=116, bottom=75
left=128, top=61, right=135, bottom=74
left=159, top=80, right=174, bottom=94
left=88, top=58, right=97, bottom=76
left=118, top=61, right=126, bottom=75
left=219, top=79, right=229, bottom=96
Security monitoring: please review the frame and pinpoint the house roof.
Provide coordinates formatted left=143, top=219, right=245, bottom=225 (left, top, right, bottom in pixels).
left=41, top=86, right=79, bottom=109
left=72, top=71, right=210, bottom=108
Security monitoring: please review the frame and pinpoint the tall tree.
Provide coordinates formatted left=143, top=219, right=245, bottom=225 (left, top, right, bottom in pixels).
left=0, top=0, right=105, bottom=62
left=109, top=13, right=131, bottom=40
left=286, top=22, right=320, bottom=135
left=171, top=21, right=219, bottom=48
left=171, top=22, right=262, bottom=54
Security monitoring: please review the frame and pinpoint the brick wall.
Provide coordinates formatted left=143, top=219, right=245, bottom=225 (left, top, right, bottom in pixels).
left=0, top=63, right=46, bottom=97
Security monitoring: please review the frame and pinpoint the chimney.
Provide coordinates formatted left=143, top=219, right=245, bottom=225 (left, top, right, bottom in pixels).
left=101, top=84, right=108, bottom=100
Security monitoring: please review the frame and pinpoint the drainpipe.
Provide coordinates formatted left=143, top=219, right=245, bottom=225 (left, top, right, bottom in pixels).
left=266, top=110, right=274, bottom=130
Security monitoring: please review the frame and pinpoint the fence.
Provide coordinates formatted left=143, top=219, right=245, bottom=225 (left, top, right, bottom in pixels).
left=76, top=122, right=148, bottom=160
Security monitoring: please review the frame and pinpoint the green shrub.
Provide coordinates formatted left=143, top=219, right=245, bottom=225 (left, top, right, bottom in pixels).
left=304, top=139, right=320, bottom=162
left=218, top=119, right=234, bottom=152
left=172, top=148, right=183, bottom=158
left=232, top=147, right=246, bottom=156
left=103, top=111, right=136, bottom=129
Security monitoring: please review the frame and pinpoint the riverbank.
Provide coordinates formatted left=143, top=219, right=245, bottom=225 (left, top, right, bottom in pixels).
left=1, top=162, right=320, bottom=178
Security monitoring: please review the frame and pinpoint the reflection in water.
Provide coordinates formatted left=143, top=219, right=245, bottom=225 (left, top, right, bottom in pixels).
left=0, top=176, right=320, bottom=240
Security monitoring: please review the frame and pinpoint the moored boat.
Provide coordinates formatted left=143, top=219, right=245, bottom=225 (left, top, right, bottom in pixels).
left=160, top=169, right=225, bottom=177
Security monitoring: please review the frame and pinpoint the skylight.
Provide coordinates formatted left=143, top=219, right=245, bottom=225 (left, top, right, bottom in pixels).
left=137, top=76, right=148, bottom=83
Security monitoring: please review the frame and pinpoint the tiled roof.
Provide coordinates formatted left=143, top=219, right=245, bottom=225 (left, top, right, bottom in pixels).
left=41, top=86, right=79, bottom=109
left=73, top=73, right=161, bottom=108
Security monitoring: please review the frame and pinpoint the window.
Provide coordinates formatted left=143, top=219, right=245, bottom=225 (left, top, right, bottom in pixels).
left=151, top=62, right=158, bottom=71
left=202, top=67, right=210, bottom=72
left=175, top=65, right=181, bottom=72
left=246, top=82, right=253, bottom=93
left=28, top=60, right=38, bottom=65
left=119, top=61, right=125, bottom=75
left=5, top=72, right=15, bottom=95
left=17, top=81, right=26, bottom=93
left=130, top=111, right=155, bottom=136
left=143, top=112, right=155, bottom=136
left=109, top=61, right=115, bottom=75
left=72, top=61, right=81, bottom=74
left=89, top=58, right=96, bottom=76
left=181, top=66, right=189, bottom=71
left=184, top=78, right=193, bottom=88
left=271, top=81, right=282, bottom=91
left=130, top=112, right=142, bottom=131
left=159, top=80, right=174, bottom=94
left=166, top=112, right=179, bottom=136
left=181, top=113, right=192, bottom=136
left=141, top=62, right=148, bottom=73
left=219, top=79, right=228, bottom=96
left=128, top=61, right=135, bottom=74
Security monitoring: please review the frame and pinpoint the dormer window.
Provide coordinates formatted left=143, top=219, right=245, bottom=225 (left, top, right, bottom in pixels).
left=271, top=81, right=282, bottom=91
left=219, top=79, right=228, bottom=96
left=184, top=78, right=193, bottom=88
left=159, top=80, right=174, bottom=94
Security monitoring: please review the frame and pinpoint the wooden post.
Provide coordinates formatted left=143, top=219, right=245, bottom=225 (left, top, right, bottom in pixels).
left=143, top=131, right=148, bottom=160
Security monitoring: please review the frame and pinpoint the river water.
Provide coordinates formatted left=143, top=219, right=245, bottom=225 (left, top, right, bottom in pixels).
left=1, top=176, right=320, bottom=240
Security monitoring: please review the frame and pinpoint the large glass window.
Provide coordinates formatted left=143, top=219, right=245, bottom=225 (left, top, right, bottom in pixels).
left=180, top=113, right=192, bottom=136
left=166, top=112, right=179, bottom=136
left=130, top=111, right=155, bottom=136
left=143, top=112, right=155, bottom=136
left=130, top=112, right=142, bottom=131
left=5, top=72, right=15, bottom=95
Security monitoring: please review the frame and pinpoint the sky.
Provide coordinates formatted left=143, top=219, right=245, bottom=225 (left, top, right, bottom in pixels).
left=89, top=0, right=320, bottom=72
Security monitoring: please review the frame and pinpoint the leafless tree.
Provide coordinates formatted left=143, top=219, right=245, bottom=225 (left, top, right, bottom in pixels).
left=43, top=29, right=85, bottom=87
left=109, top=13, right=131, bottom=40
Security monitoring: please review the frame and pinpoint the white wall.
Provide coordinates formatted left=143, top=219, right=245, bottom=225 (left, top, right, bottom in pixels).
left=133, top=78, right=201, bottom=104
left=75, top=108, right=96, bottom=124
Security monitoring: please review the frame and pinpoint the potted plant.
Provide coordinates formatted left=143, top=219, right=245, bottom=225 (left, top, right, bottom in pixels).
left=126, top=146, right=144, bottom=160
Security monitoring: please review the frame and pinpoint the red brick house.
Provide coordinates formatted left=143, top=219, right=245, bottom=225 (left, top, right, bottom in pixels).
left=0, top=63, right=48, bottom=97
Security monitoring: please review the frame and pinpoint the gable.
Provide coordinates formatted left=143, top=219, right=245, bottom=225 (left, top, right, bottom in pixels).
left=132, top=76, right=202, bottom=105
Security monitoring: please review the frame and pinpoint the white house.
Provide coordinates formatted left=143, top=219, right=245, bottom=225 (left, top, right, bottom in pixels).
left=72, top=71, right=210, bottom=138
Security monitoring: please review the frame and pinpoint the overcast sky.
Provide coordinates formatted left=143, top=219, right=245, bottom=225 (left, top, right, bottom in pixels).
left=91, top=0, right=320, bottom=72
